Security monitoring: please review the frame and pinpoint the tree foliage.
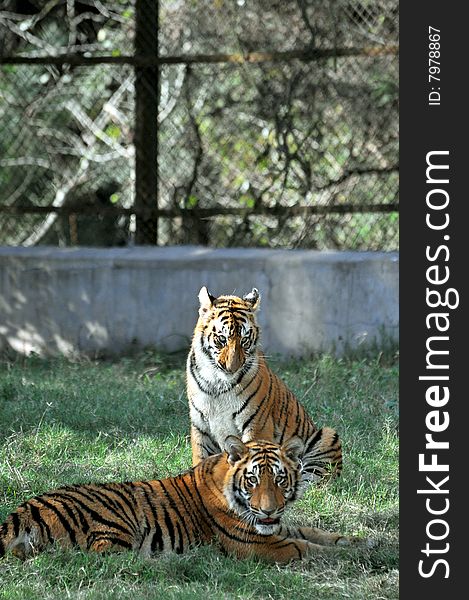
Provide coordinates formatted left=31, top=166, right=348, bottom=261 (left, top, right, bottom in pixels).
left=0, top=1, right=398, bottom=249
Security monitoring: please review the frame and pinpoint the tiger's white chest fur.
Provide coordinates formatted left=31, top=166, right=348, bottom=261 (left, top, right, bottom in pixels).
left=187, top=348, right=256, bottom=444
left=190, top=388, right=243, bottom=443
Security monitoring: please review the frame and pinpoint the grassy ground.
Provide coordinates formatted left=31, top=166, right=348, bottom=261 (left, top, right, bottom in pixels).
left=0, top=351, right=399, bottom=599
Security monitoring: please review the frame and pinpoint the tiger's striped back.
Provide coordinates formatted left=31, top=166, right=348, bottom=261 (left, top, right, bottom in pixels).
left=0, top=437, right=357, bottom=563
left=0, top=476, right=210, bottom=560
left=187, top=287, right=342, bottom=481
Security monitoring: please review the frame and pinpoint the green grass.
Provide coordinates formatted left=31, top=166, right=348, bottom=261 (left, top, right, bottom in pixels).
left=0, top=351, right=399, bottom=600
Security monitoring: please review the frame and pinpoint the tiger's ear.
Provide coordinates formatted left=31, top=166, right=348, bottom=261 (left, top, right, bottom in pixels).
left=243, top=288, right=260, bottom=310
left=198, top=286, right=216, bottom=317
left=282, top=436, right=305, bottom=462
left=224, top=435, right=248, bottom=465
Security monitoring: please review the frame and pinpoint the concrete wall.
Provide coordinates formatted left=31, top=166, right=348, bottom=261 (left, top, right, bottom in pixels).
left=0, top=246, right=398, bottom=358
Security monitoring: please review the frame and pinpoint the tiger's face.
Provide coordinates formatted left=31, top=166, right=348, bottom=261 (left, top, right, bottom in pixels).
left=197, top=287, right=260, bottom=374
left=222, top=436, right=305, bottom=535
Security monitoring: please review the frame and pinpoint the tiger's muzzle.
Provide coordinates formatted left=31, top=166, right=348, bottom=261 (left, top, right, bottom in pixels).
left=219, top=339, right=245, bottom=373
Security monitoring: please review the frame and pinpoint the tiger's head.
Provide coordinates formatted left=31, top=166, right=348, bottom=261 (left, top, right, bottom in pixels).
left=196, top=287, right=261, bottom=374
left=222, top=436, right=306, bottom=535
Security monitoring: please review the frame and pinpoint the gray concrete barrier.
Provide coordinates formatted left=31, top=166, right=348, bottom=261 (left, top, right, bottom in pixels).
left=0, top=246, right=398, bottom=358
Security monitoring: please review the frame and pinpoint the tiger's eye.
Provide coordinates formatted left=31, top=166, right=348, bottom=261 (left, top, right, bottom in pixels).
left=241, top=336, right=251, bottom=348
left=276, top=475, right=288, bottom=488
left=213, top=331, right=227, bottom=348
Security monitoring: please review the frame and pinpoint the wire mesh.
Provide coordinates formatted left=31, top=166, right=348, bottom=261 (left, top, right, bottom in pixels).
left=0, top=0, right=398, bottom=250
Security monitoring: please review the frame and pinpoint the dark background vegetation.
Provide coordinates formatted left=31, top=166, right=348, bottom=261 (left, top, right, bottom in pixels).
left=0, top=0, right=398, bottom=250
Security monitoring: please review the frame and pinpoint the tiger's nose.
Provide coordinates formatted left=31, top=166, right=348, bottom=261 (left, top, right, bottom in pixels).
left=225, top=340, right=243, bottom=372
left=261, top=508, right=276, bottom=517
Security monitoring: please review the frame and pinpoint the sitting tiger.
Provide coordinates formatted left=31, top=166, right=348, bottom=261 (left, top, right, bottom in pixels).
left=187, top=287, right=342, bottom=481
left=0, top=436, right=361, bottom=563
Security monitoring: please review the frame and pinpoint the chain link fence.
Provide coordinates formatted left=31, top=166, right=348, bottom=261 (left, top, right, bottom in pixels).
left=0, top=0, right=398, bottom=250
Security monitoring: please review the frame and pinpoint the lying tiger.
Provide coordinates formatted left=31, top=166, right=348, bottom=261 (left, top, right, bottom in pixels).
left=187, top=287, right=342, bottom=480
left=0, top=436, right=361, bottom=563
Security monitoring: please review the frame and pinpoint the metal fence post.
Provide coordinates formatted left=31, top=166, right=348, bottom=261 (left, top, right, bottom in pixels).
left=134, top=0, right=159, bottom=245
